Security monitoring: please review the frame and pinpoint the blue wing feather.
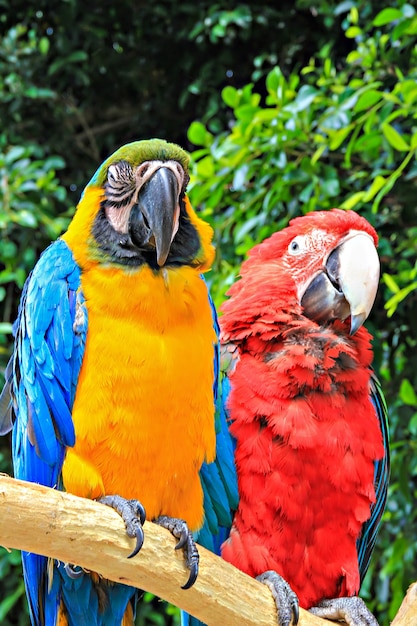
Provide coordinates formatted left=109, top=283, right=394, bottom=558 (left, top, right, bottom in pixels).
left=181, top=291, right=238, bottom=626
left=197, top=290, right=238, bottom=550
left=357, top=371, right=390, bottom=584
left=5, top=239, right=86, bottom=625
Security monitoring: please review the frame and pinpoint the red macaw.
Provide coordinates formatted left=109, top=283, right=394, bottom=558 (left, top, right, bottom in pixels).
left=0, top=139, right=237, bottom=626
left=219, top=209, right=389, bottom=626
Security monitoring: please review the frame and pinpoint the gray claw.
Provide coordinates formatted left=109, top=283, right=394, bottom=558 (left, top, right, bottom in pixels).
left=98, top=495, right=146, bottom=558
left=257, top=570, right=299, bottom=626
left=64, top=563, right=84, bottom=579
left=309, top=596, right=379, bottom=626
left=155, top=515, right=199, bottom=589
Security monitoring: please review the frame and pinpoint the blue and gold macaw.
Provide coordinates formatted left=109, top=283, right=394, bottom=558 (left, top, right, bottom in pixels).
left=0, top=138, right=237, bottom=626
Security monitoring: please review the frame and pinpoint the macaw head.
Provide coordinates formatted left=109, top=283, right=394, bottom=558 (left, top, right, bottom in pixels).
left=66, top=139, right=214, bottom=271
left=292, top=210, right=379, bottom=334
left=222, top=209, right=380, bottom=337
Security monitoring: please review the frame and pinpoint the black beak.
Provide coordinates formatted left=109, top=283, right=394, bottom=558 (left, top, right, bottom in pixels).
left=129, top=167, right=180, bottom=267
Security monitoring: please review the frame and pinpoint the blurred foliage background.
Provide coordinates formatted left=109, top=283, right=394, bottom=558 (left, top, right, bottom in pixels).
left=1, top=1, right=416, bottom=624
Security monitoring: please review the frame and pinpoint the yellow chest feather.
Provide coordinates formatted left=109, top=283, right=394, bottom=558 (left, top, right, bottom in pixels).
left=62, top=263, right=217, bottom=530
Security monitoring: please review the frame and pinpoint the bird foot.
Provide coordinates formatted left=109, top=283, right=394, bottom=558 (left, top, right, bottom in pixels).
left=309, top=596, right=379, bottom=626
left=98, top=495, right=146, bottom=558
left=154, top=515, right=199, bottom=590
left=64, top=562, right=84, bottom=579
left=257, top=570, right=299, bottom=626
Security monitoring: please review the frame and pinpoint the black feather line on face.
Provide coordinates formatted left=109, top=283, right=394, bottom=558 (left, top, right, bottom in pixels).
left=104, top=161, right=136, bottom=211
left=92, top=194, right=201, bottom=269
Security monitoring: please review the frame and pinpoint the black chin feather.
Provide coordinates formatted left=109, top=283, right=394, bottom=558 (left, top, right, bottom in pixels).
left=92, top=197, right=201, bottom=269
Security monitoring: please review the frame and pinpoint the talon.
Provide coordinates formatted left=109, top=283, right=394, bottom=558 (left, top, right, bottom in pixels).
left=181, top=559, right=198, bottom=590
left=155, top=515, right=200, bottom=589
left=98, top=495, right=146, bottom=558
left=257, top=570, right=299, bottom=626
left=127, top=524, right=145, bottom=559
left=130, top=498, right=146, bottom=526
left=309, top=596, right=379, bottom=626
left=64, top=563, right=84, bottom=579
left=174, top=528, right=188, bottom=551
left=291, top=597, right=299, bottom=626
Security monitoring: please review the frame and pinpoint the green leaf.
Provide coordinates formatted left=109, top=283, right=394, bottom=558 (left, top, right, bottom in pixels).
left=327, top=125, right=353, bottom=150
left=334, top=1, right=355, bottom=17
left=266, top=66, right=287, bottom=104
left=410, top=131, right=417, bottom=149
left=0, top=581, right=25, bottom=621
left=48, top=51, right=88, bottom=76
left=399, top=379, right=417, bottom=406
left=349, top=6, right=359, bottom=24
left=266, top=66, right=285, bottom=95
left=234, top=214, right=264, bottom=243
left=363, top=175, right=387, bottom=201
left=340, top=191, right=365, bottom=209
left=286, top=85, right=318, bottom=113
left=311, top=144, right=327, bottom=164
left=392, top=17, right=417, bottom=40
left=235, top=104, right=260, bottom=124
left=408, top=412, right=417, bottom=437
left=354, top=89, right=383, bottom=112
left=14, top=210, right=37, bottom=228
left=5, top=146, right=27, bottom=163
left=373, top=8, right=404, bottom=26
left=321, top=177, right=340, bottom=198
left=381, top=124, right=410, bottom=151
left=383, top=272, right=400, bottom=294
left=66, top=51, right=89, bottom=63
left=194, top=155, right=214, bottom=178
left=44, top=156, right=66, bottom=170
left=188, top=121, right=211, bottom=147
left=212, top=23, right=225, bottom=39
left=222, top=85, right=239, bottom=108
left=232, top=164, right=249, bottom=191
left=39, top=36, right=50, bottom=55
left=345, top=26, right=362, bottom=38
left=384, top=281, right=417, bottom=316
left=299, top=182, right=314, bottom=202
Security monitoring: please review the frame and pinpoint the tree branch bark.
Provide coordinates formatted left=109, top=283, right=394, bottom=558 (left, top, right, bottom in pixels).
left=391, top=582, right=417, bottom=626
left=0, top=475, right=412, bottom=626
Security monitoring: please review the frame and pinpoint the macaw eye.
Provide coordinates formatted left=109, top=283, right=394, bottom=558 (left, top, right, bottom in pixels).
left=288, top=235, right=307, bottom=255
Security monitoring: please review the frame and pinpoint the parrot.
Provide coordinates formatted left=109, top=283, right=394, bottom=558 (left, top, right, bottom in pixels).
left=0, top=138, right=237, bottom=626
left=184, top=208, right=389, bottom=626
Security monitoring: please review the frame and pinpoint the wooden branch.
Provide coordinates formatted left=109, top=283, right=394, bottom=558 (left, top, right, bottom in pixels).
left=0, top=475, right=412, bottom=626
left=391, top=582, right=417, bottom=626
left=0, top=475, right=322, bottom=625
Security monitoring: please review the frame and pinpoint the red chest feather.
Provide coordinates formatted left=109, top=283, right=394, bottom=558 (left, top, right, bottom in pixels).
left=221, top=323, right=384, bottom=608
